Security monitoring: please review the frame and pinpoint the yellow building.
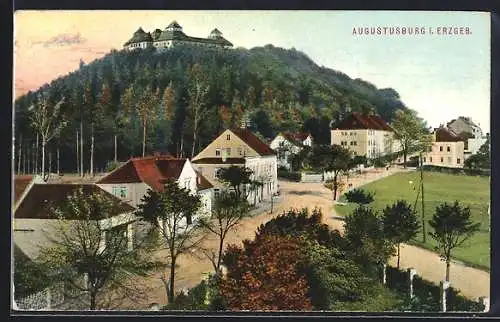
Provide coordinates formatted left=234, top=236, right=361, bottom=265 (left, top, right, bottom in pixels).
left=330, top=113, right=399, bottom=158
left=422, top=127, right=465, bottom=168
left=192, top=128, right=278, bottom=204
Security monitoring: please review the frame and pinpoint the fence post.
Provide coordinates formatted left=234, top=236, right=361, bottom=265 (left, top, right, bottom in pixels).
left=408, top=268, right=417, bottom=299
left=479, top=296, right=489, bottom=312
left=440, top=280, right=451, bottom=312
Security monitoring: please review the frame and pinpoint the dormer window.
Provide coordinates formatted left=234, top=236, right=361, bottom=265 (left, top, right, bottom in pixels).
left=215, top=149, right=221, bottom=156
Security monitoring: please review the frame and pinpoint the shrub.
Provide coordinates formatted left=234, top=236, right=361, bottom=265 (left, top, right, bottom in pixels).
left=277, top=169, right=301, bottom=181
left=421, top=165, right=490, bottom=177
left=344, top=188, right=375, bottom=204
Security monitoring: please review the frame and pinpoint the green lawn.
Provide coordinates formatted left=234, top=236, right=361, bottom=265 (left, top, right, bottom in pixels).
left=334, top=171, right=490, bottom=271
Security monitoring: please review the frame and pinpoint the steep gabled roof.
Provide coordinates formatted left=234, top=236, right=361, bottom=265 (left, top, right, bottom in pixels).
left=124, top=27, right=153, bottom=45
left=333, top=112, right=393, bottom=132
left=434, top=127, right=463, bottom=142
left=195, top=170, right=213, bottom=190
left=14, top=184, right=134, bottom=220
left=96, top=155, right=187, bottom=192
left=281, top=132, right=311, bottom=146
left=230, top=128, right=275, bottom=156
left=14, top=175, right=34, bottom=204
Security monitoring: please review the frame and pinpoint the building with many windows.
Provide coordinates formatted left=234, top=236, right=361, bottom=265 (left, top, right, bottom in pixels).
left=123, top=21, right=233, bottom=51
left=422, top=127, right=465, bottom=168
left=191, top=128, right=278, bottom=205
left=330, top=112, right=400, bottom=158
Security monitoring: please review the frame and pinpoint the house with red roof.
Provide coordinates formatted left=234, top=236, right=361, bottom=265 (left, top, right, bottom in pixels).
left=422, top=127, right=465, bottom=168
left=13, top=175, right=44, bottom=212
left=269, top=132, right=313, bottom=170
left=13, top=183, right=137, bottom=260
left=96, top=155, right=213, bottom=215
left=191, top=128, right=278, bottom=204
left=331, top=112, right=401, bottom=158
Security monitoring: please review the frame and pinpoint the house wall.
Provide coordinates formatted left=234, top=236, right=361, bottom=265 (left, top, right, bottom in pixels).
left=177, top=159, right=198, bottom=195
left=192, top=163, right=241, bottom=191
left=193, top=129, right=260, bottom=161
left=466, top=137, right=487, bottom=156
left=245, top=155, right=278, bottom=203
left=197, top=189, right=213, bottom=217
left=96, top=182, right=150, bottom=207
left=269, top=135, right=301, bottom=170
left=332, top=129, right=397, bottom=158
left=448, top=119, right=483, bottom=138
left=422, top=141, right=465, bottom=168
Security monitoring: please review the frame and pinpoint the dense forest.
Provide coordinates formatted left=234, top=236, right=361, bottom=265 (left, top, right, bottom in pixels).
left=13, top=44, right=408, bottom=174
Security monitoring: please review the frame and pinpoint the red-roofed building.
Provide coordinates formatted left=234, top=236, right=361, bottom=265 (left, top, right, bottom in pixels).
left=331, top=113, right=401, bottom=158
left=192, top=128, right=278, bottom=204
left=269, top=132, right=313, bottom=170
left=96, top=155, right=213, bottom=214
left=421, top=127, right=465, bottom=168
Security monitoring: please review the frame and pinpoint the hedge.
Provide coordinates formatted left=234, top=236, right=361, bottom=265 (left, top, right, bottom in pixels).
left=421, top=165, right=490, bottom=177
left=278, top=169, right=301, bottom=182
left=385, top=266, right=485, bottom=312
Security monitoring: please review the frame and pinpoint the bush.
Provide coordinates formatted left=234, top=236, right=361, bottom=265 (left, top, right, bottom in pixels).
left=164, top=274, right=226, bottom=311
left=421, top=165, right=490, bottom=177
left=344, top=188, right=375, bottom=204
left=277, top=169, right=301, bottom=181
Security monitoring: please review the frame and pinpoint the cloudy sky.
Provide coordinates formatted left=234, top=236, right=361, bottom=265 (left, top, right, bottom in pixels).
left=14, top=10, right=490, bottom=133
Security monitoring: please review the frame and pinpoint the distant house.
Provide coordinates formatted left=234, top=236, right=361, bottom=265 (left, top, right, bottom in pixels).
left=96, top=155, right=213, bottom=216
left=191, top=128, right=278, bottom=204
left=269, top=132, right=313, bottom=170
left=447, top=116, right=483, bottom=139
left=422, top=127, right=465, bottom=168
left=331, top=112, right=400, bottom=158
left=13, top=184, right=137, bottom=260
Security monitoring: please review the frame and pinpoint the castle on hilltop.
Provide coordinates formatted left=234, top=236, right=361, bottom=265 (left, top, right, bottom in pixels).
left=123, top=21, right=233, bottom=51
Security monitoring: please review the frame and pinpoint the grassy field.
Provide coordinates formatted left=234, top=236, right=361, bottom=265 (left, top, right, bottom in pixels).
left=334, top=171, right=490, bottom=271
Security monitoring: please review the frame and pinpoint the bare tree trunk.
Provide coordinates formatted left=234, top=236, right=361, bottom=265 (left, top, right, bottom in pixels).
left=23, top=144, right=27, bottom=174
left=397, top=243, right=400, bottom=269
left=17, top=134, right=22, bottom=174
left=168, top=256, right=176, bottom=304
left=49, top=148, right=52, bottom=177
left=114, top=134, right=117, bottom=163
left=76, top=130, right=80, bottom=175
left=191, top=131, right=197, bottom=159
left=445, top=259, right=450, bottom=282
left=142, top=119, right=147, bottom=157
left=179, top=135, right=184, bottom=158
left=80, top=122, right=84, bottom=177
left=41, top=138, right=46, bottom=181
left=35, top=133, right=39, bottom=174
left=90, top=123, right=94, bottom=177
left=57, top=147, right=60, bottom=176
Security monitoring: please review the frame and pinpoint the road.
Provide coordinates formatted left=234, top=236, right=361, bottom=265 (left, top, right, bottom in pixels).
left=117, top=166, right=490, bottom=309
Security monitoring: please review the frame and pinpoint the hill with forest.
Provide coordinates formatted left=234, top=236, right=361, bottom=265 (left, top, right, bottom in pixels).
left=14, top=44, right=408, bottom=173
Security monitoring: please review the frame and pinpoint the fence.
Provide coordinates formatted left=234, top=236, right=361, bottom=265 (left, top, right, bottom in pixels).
left=15, top=282, right=65, bottom=311
left=384, top=265, right=488, bottom=312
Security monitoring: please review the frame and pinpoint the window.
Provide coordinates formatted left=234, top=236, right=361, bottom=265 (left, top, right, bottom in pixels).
left=112, top=187, right=127, bottom=198
left=214, top=168, right=222, bottom=179
left=214, top=189, right=220, bottom=198
left=423, top=157, right=426, bottom=162
left=447, top=146, right=451, bottom=152
left=440, top=157, right=444, bottom=163
left=186, top=215, right=192, bottom=226
left=238, top=147, right=242, bottom=156
left=215, top=149, right=221, bottom=156
left=226, top=134, right=231, bottom=140
left=226, top=148, right=231, bottom=156
left=184, top=179, right=191, bottom=190
left=457, top=158, right=461, bottom=164
left=440, top=146, right=443, bottom=152
left=430, top=157, right=433, bottom=162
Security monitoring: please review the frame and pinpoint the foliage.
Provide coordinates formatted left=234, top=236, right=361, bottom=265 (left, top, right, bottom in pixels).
left=134, top=179, right=204, bottom=304
left=217, top=166, right=253, bottom=199
left=13, top=247, right=52, bottom=300
left=220, top=235, right=313, bottom=311
left=382, top=200, right=420, bottom=268
left=344, top=188, right=375, bottom=204
left=421, top=164, right=490, bottom=177
left=391, top=109, right=427, bottom=168
left=14, top=44, right=409, bottom=173
left=428, top=201, right=480, bottom=281
left=36, top=188, right=162, bottom=310
left=198, top=192, right=252, bottom=274
left=343, top=206, right=395, bottom=272
left=255, top=207, right=345, bottom=249
left=464, top=136, right=490, bottom=170
left=277, top=168, right=301, bottom=182
left=287, top=145, right=311, bottom=172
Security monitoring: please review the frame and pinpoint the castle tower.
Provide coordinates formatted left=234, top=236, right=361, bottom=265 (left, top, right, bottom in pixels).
left=166, top=21, right=183, bottom=32
left=209, top=28, right=223, bottom=39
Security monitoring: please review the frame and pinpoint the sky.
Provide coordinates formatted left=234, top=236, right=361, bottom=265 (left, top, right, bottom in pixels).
left=13, top=10, right=491, bottom=133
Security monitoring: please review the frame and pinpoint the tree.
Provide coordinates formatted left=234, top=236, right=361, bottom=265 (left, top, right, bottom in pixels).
left=137, top=86, right=159, bottom=157
left=343, top=206, right=395, bottom=273
left=187, top=63, right=210, bottom=158
left=382, top=200, right=420, bottom=268
left=428, top=201, right=480, bottom=282
left=198, top=192, right=251, bottom=275
left=28, top=94, right=67, bottom=181
left=220, top=235, right=313, bottom=310
left=464, top=136, right=490, bottom=169
left=391, top=109, right=426, bottom=168
left=306, top=144, right=354, bottom=200
left=36, top=188, right=161, bottom=310
left=217, top=166, right=253, bottom=200
left=163, top=81, right=176, bottom=121
left=135, top=180, right=204, bottom=304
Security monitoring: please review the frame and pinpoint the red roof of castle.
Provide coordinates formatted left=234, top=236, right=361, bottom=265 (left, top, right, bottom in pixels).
left=230, top=128, right=275, bottom=156
left=96, top=155, right=187, bottom=192
left=334, top=113, right=394, bottom=132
